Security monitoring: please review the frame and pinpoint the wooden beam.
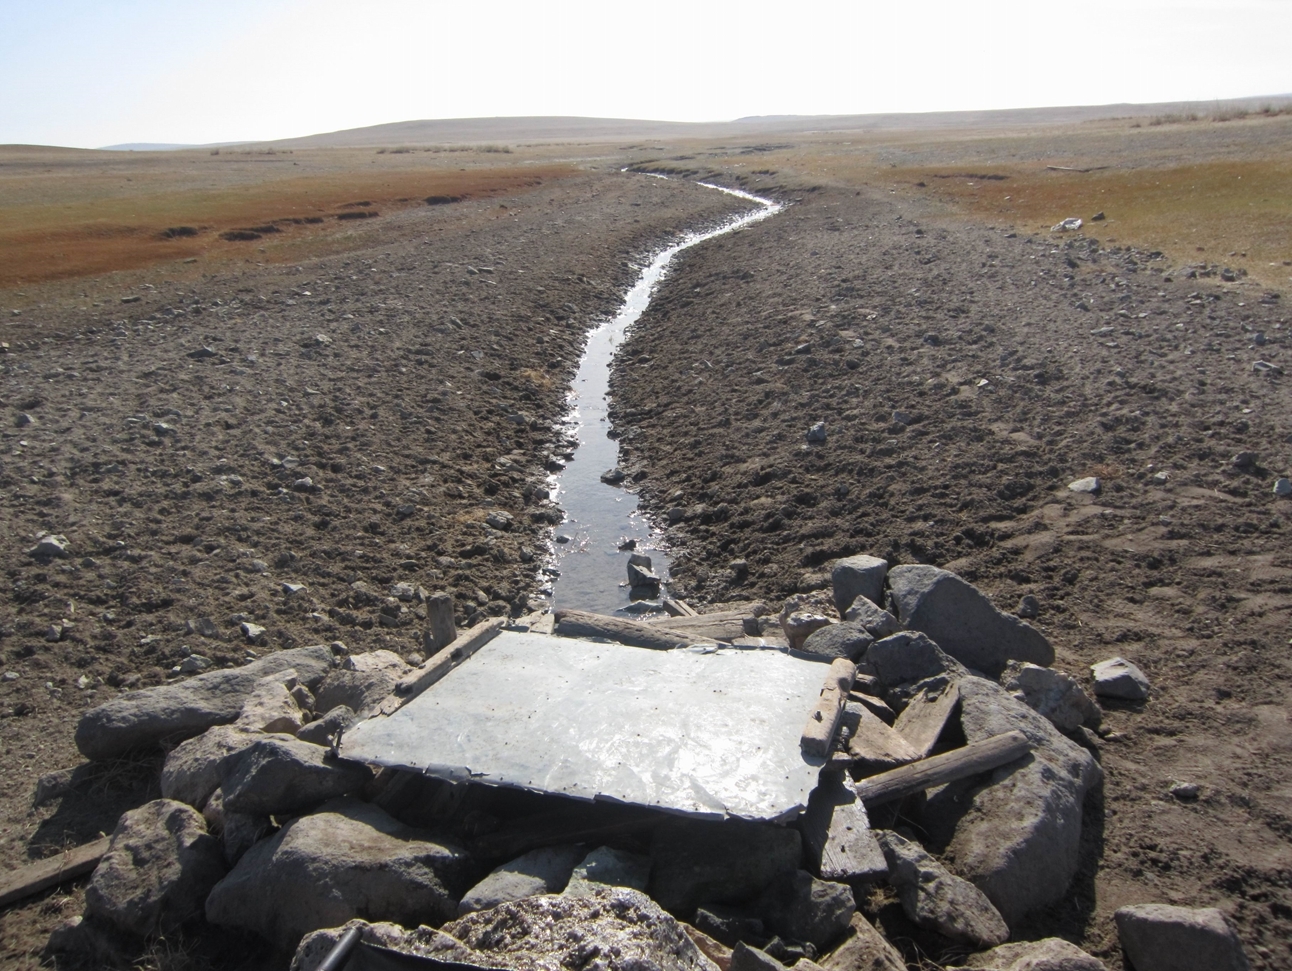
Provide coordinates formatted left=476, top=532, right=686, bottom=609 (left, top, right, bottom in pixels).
left=893, top=681, right=959, bottom=758
left=0, top=837, right=109, bottom=909
left=801, top=658, right=857, bottom=759
left=661, top=597, right=699, bottom=618
left=801, top=771, right=887, bottom=882
left=854, top=730, right=1033, bottom=807
left=390, top=618, right=505, bottom=706
left=846, top=703, right=920, bottom=770
left=423, top=591, right=458, bottom=653
left=553, top=610, right=694, bottom=650
left=645, top=610, right=747, bottom=643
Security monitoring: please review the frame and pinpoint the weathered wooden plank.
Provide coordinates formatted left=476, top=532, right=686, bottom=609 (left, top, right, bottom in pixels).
left=853, top=730, right=1033, bottom=807
left=645, top=610, right=746, bottom=642
left=801, top=658, right=857, bottom=759
left=661, top=597, right=699, bottom=618
left=846, top=703, right=920, bottom=770
left=392, top=618, right=506, bottom=703
left=893, top=681, right=960, bottom=758
left=423, top=591, right=458, bottom=653
left=0, top=837, right=109, bottom=909
left=801, top=771, right=888, bottom=882
left=552, top=610, right=693, bottom=650
left=848, top=691, right=896, bottom=724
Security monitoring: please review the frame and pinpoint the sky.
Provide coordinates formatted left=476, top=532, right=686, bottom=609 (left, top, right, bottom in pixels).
left=2, top=0, right=1290, bottom=149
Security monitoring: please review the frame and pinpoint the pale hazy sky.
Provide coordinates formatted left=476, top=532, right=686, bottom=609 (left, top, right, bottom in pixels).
left=2, top=0, right=1290, bottom=148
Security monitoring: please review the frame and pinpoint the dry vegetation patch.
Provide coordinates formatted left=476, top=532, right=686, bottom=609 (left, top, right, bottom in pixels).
left=0, top=147, right=575, bottom=289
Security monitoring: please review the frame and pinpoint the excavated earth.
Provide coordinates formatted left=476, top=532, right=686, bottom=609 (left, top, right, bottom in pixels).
left=608, top=182, right=1292, bottom=968
left=0, top=173, right=749, bottom=967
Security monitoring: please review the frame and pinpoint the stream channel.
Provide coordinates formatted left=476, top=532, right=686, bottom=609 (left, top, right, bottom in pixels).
left=546, top=180, right=782, bottom=613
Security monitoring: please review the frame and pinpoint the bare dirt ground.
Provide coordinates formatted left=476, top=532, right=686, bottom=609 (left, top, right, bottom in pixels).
left=0, top=168, right=747, bottom=968
left=610, top=135, right=1292, bottom=967
left=2, top=109, right=1291, bottom=969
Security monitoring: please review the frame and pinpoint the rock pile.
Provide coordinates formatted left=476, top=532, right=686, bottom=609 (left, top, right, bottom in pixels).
left=39, top=566, right=1249, bottom=971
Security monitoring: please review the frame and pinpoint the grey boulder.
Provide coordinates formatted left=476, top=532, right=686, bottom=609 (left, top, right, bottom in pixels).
left=831, top=556, right=889, bottom=616
left=295, top=705, right=357, bottom=747
left=565, top=845, right=652, bottom=897
left=85, top=799, right=226, bottom=936
left=457, top=843, right=584, bottom=915
left=1114, top=904, right=1250, bottom=971
left=818, top=912, right=905, bottom=971
left=159, top=725, right=268, bottom=809
left=221, top=735, right=372, bottom=816
left=863, top=631, right=967, bottom=689
left=731, top=942, right=787, bottom=971
left=887, top=565, right=1054, bottom=674
left=923, top=677, right=1102, bottom=927
left=1002, top=661, right=1101, bottom=731
left=313, top=649, right=410, bottom=717
left=844, top=596, right=900, bottom=638
left=801, top=621, right=874, bottom=662
left=650, top=816, right=802, bottom=916
left=75, top=645, right=334, bottom=760
left=754, top=869, right=855, bottom=950
left=874, top=830, right=1008, bottom=947
left=444, top=887, right=718, bottom=971
left=1091, top=657, right=1150, bottom=700
left=206, top=796, right=470, bottom=950
left=956, top=937, right=1107, bottom=970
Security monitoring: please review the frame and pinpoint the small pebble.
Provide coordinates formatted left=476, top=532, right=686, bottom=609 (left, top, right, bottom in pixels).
left=1169, top=781, right=1200, bottom=801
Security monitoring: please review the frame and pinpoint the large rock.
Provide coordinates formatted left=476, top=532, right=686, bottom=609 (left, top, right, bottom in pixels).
left=863, top=631, right=966, bottom=689
left=221, top=735, right=371, bottom=816
left=731, top=942, right=787, bottom=971
left=819, top=913, right=905, bottom=971
left=801, top=621, right=874, bottom=662
left=831, top=556, right=889, bottom=616
left=75, top=646, right=334, bottom=760
left=887, top=566, right=1054, bottom=674
left=564, top=845, right=652, bottom=897
left=444, top=887, right=719, bottom=971
left=313, top=649, right=410, bottom=716
left=458, top=843, right=584, bottom=915
left=1091, top=657, right=1150, bottom=700
left=206, top=797, right=470, bottom=950
left=650, top=817, right=802, bottom=916
left=922, top=677, right=1102, bottom=927
left=160, top=725, right=267, bottom=809
left=234, top=674, right=306, bottom=734
left=1002, top=662, right=1101, bottom=732
left=843, top=597, right=900, bottom=639
left=84, top=799, right=226, bottom=936
left=956, top=937, right=1108, bottom=970
left=873, top=830, right=1008, bottom=947
left=1114, top=904, right=1250, bottom=971
left=295, top=705, right=356, bottom=747
left=291, top=921, right=434, bottom=971
left=754, top=869, right=854, bottom=950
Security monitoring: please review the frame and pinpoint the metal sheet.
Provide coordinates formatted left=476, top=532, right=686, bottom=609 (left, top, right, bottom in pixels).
left=340, top=630, right=829, bottom=821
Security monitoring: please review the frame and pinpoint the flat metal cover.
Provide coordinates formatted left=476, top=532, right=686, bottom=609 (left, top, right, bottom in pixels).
left=340, top=630, right=830, bottom=821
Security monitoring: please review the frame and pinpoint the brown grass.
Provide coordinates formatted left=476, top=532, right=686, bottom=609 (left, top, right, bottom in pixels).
left=902, top=159, right=1292, bottom=289
left=0, top=147, right=574, bottom=289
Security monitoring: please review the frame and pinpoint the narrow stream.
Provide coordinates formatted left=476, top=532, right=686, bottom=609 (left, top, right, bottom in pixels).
left=545, top=180, right=782, bottom=614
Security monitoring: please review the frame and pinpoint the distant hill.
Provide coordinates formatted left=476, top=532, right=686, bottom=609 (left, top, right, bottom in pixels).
left=252, top=97, right=1292, bottom=149
left=99, top=142, right=200, bottom=151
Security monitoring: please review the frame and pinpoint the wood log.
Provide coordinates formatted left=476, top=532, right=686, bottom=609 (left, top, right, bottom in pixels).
left=801, top=771, right=887, bottom=882
left=848, top=691, right=896, bottom=724
left=846, top=703, right=920, bottom=769
left=0, top=837, right=109, bottom=909
left=853, top=730, right=1033, bottom=807
left=661, top=597, right=699, bottom=618
left=893, top=681, right=959, bottom=758
left=801, top=658, right=857, bottom=759
left=393, top=618, right=505, bottom=703
left=645, top=610, right=746, bottom=643
left=553, top=610, right=694, bottom=650
left=423, top=591, right=458, bottom=653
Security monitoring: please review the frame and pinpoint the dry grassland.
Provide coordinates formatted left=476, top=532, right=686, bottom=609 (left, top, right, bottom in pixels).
left=683, top=113, right=1292, bottom=291
left=0, top=146, right=575, bottom=289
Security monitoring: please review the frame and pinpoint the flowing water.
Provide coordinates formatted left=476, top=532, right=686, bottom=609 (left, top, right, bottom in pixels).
left=545, top=181, right=782, bottom=613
